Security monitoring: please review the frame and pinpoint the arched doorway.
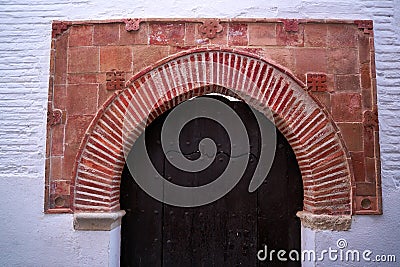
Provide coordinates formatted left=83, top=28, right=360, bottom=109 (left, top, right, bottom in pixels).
left=120, top=95, right=303, bottom=266
left=72, top=49, right=352, bottom=220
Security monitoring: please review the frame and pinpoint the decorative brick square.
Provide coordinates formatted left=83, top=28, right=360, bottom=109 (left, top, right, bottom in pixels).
left=199, top=19, right=223, bottom=39
left=307, top=73, right=328, bottom=92
left=106, top=70, right=125, bottom=90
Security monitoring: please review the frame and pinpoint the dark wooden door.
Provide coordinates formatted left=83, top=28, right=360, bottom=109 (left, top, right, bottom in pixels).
left=120, top=95, right=303, bottom=267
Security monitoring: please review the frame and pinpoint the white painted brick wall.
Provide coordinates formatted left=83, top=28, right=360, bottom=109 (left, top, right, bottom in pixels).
left=0, top=0, right=398, bottom=266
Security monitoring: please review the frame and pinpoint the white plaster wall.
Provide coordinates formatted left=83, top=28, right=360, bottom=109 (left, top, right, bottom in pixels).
left=0, top=0, right=399, bottom=266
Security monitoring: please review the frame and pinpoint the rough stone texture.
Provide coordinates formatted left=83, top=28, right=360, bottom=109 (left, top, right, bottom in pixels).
left=297, top=211, right=352, bottom=231
left=0, top=0, right=399, bottom=266
left=73, top=210, right=126, bottom=230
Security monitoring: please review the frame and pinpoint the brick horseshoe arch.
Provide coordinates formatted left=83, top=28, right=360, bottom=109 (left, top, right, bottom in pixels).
left=72, top=48, right=352, bottom=230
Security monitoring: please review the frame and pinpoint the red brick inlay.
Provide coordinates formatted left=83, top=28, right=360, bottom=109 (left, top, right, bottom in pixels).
left=52, top=21, right=70, bottom=38
left=106, top=70, right=125, bottom=90
left=72, top=48, right=352, bottom=215
left=355, top=20, right=373, bottom=34
left=123, top=18, right=141, bottom=31
left=199, top=19, right=223, bottom=39
left=47, top=108, right=65, bottom=127
left=307, top=73, right=328, bottom=92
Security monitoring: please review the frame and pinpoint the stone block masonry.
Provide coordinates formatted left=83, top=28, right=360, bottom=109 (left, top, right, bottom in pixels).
left=46, top=18, right=381, bottom=220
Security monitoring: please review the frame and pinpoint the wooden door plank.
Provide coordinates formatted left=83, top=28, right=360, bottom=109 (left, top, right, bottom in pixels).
left=120, top=113, right=166, bottom=267
left=286, top=142, right=303, bottom=267
left=162, top=103, right=231, bottom=266
left=257, top=132, right=301, bottom=267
